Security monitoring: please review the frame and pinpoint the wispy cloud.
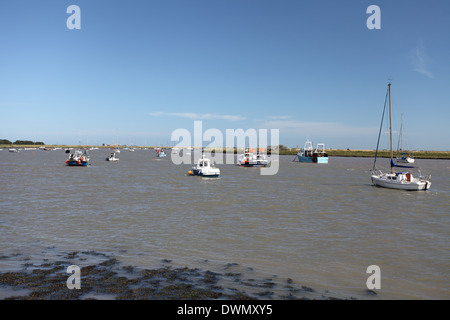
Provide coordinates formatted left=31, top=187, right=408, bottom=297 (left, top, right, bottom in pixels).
left=264, top=115, right=292, bottom=120
left=412, top=42, right=433, bottom=78
left=148, top=111, right=246, bottom=121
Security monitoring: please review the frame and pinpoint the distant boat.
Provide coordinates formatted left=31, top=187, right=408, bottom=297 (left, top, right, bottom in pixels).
left=396, top=152, right=415, bottom=164
left=66, top=149, right=90, bottom=166
left=370, top=83, right=431, bottom=190
left=9, top=148, right=19, bottom=153
left=189, top=154, right=220, bottom=177
left=106, top=152, right=119, bottom=162
left=155, top=148, right=166, bottom=158
left=297, top=140, right=328, bottom=163
left=237, top=148, right=268, bottom=167
left=395, top=114, right=415, bottom=164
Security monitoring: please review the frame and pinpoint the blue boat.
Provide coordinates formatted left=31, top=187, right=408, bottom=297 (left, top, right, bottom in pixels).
left=297, top=140, right=328, bottom=163
left=155, top=148, right=167, bottom=158
left=66, top=149, right=90, bottom=166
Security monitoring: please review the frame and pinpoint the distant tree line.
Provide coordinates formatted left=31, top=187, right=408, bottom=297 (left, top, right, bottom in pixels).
left=0, top=139, right=45, bottom=145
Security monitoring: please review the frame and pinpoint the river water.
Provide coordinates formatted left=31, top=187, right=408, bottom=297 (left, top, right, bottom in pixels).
left=0, top=149, right=448, bottom=299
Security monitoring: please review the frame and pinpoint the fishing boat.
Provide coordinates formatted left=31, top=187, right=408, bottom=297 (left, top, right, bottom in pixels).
left=106, top=152, right=119, bottom=162
left=189, top=154, right=220, bottom=177
left=237, top=148, right=269, bottom=167
left=155, top=148, right=166, bottom=158
left=255, top=152, right=269, bottom=166
left=65, top=149, right=90, bottom=166
left=370, top=83, right=431, bottom=190
left=297, top=140, right=328, bottom=163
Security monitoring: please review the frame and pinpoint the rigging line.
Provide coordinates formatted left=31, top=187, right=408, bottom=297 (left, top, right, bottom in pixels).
left=373, top=85, right=389, bottom=171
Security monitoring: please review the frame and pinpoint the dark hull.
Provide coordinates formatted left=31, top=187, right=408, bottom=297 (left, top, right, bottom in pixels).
left=66, top=160, right=89, bottom=166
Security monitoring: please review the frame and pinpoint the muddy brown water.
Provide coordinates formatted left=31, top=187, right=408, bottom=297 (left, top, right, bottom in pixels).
left=1, top=149, right=449, bottom=299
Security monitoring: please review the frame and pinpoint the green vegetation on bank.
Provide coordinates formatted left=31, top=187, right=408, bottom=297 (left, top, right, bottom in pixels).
left=276, top=148, right=450, bottom=159
left=278, top=149, right=450, bottom=159
left=1, top=143, right=449, bottom=159
left=0, top=139, right=44, bottom=145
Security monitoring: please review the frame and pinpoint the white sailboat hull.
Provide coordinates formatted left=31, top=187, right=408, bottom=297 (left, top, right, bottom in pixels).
left=396, top=157, right=415, bottom=164
left=371, top=173, right=431, bottom=191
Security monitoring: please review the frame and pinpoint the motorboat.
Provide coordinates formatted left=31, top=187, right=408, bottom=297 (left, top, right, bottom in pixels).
left=155, top=148, right=166, bottom=158
left=297, top=140, right=328, bottom=163
left=66, top=149, right=90, bottom=166
left=189, top=155, right=220, bottom=177
left=237, top=148, right=269, bottom=167
left=106, top=152, right=119, bottom=162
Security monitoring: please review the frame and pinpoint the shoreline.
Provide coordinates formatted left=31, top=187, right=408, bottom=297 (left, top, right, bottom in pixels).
left=0, top=251, right=369, bottom=300
left=2, top=145, right=449, bottom=159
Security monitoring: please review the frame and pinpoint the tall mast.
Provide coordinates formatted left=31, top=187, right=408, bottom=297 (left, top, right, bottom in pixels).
left=397, top=113, right=403, bottom=152
left=388, top=83, right=393, bottom=173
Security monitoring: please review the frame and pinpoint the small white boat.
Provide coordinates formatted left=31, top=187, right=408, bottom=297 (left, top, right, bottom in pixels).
left=9, top=148, right=19, bottom=153
left=255, top=152, right=269, bottom=166
left=189, top=155, right=220, bottom=177
left=237, top=148, right=269, bottom=167
left=238, top=151, right=257, bottom=166
left=395, top=114, right=415, bottom=164
left=371, top=83, right=431, bottom=191
left=106, top=152, right=119, bottom=162
left=396, top=153, right=415, bottom=164
left=371, top=169, right=430, bottom=191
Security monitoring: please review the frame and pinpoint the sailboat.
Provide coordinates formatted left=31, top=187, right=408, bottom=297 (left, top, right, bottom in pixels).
left=370, top=83, right=431, bottom=190
left=395, top=114, right=415, bottom=164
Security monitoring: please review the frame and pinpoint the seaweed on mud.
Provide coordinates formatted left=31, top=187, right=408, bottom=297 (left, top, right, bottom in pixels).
left=0, top=251, right=353, bottom=300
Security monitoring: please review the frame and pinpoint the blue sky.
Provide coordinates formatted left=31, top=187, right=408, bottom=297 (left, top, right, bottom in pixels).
left=0, top=0, right=449, bottom=150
